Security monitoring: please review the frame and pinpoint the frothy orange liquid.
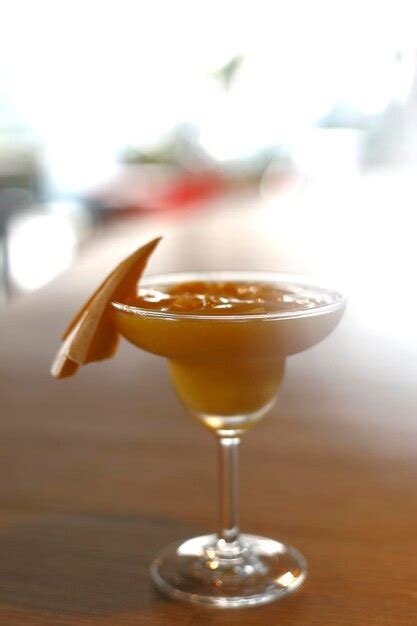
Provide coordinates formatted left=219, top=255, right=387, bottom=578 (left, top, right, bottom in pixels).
left=130, top=280, right=334, bottom=315
left=114, top=280, right=344, bottom=434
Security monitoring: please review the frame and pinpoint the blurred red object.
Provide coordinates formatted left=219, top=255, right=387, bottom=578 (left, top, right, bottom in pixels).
left=153, top=170, right=226, bottom=209
left=90, top=165, right=227, bottom=220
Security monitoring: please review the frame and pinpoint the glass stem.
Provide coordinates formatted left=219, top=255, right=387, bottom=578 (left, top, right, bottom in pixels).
left=217, top=436, right=240, bottom=544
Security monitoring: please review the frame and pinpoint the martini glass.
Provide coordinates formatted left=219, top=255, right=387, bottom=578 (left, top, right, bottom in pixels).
left=112, top=271, right=346, bottom=608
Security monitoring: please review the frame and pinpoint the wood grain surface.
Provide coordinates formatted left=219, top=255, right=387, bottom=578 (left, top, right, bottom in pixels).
left=0, top=181, right=416, bottom=625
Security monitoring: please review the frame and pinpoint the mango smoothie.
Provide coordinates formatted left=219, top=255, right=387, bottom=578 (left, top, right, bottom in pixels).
left=52, top=239, right=347, bottom=608
left=112, top=274, right=345, bottom=435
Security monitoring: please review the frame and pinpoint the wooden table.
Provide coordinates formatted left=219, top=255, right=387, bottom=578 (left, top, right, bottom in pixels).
left=1, top=179, right=416, bottom=625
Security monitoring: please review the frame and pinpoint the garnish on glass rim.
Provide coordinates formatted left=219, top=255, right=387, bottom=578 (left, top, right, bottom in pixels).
left=51, top=237, right=161, bottom=379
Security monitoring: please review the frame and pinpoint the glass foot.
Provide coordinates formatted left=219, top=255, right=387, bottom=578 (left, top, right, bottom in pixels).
left=150, top=533, right=307, bottom=608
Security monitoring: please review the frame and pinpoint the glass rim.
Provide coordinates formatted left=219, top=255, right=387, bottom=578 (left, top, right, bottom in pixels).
left=112, top=270, right=348, bottom=322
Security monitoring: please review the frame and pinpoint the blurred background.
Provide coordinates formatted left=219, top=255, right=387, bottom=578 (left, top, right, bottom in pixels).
left=0, top=0, right=416, bottom=303
left=1, top=5, right=417, bottom=622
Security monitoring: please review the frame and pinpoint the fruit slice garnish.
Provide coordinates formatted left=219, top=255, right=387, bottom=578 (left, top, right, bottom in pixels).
left=51, top=237, right=161, bottom=379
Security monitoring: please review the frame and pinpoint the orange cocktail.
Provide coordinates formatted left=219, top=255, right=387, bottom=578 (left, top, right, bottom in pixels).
left=113, top=272, right=345, bottom=436
left=52, top=237, right=347, bottom=609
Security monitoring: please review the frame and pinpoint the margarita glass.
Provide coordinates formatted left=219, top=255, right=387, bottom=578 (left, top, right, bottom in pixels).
left=112, top=271, right=346, bottom=608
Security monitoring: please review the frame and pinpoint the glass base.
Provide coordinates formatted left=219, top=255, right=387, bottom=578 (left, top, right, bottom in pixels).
left=150, top=533, right=307, bottom=608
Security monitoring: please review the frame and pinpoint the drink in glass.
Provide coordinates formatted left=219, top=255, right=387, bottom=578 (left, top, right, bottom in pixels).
left=112, top=271, right=346, bottom=607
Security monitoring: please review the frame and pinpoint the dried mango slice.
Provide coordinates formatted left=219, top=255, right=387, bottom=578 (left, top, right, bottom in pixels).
left=51, top=237, right=161, bottom=379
